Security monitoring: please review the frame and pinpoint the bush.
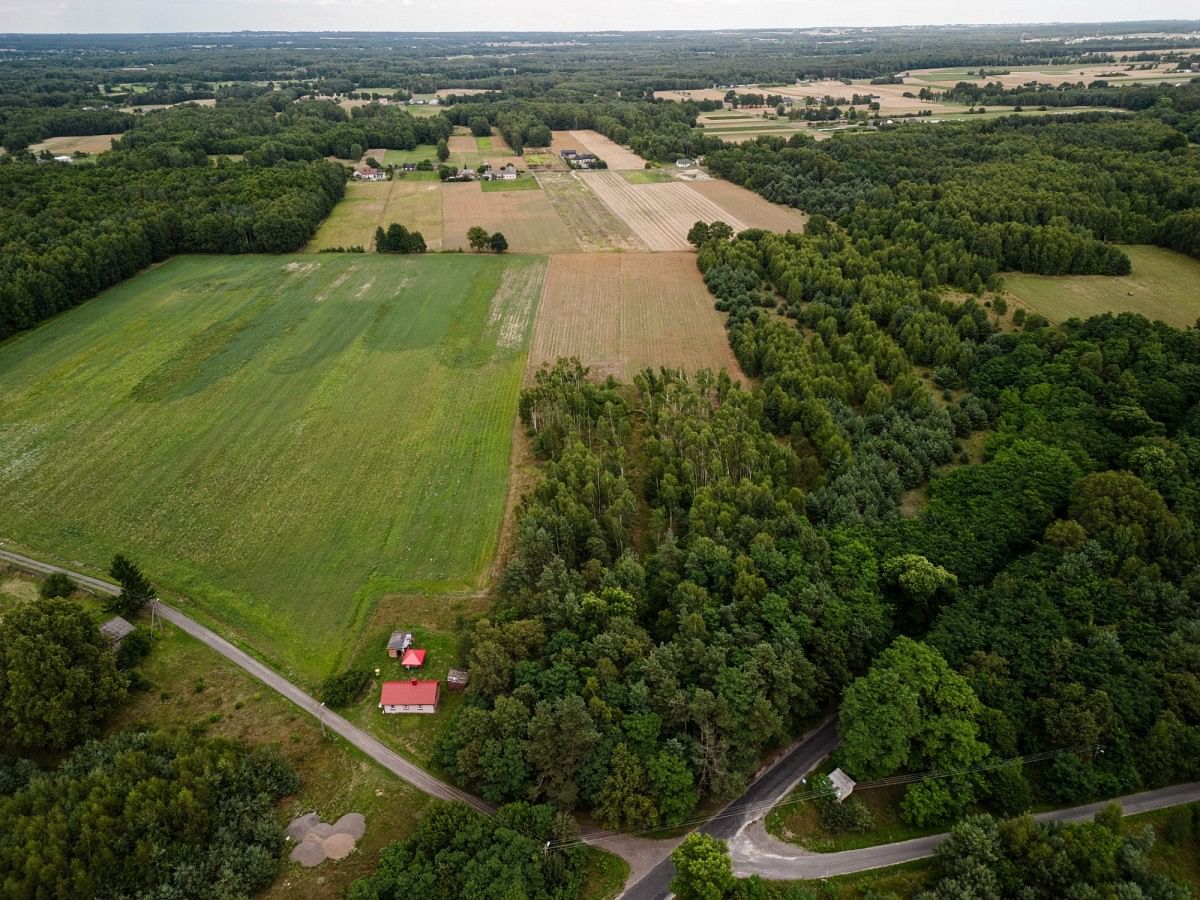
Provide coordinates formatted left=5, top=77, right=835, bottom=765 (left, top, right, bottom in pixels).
left=320, top=666, right=371, bottom=708
left=116, top=627, right=152, bottom=669
left=821, top=796, right=875, bottom=833
left=39, top=571, right=75, bottom=599
left=992, top=296, right=1008, bottom=316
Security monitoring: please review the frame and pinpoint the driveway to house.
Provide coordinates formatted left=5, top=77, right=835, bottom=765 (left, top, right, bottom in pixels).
left=0, top=546, right=492, bottom=814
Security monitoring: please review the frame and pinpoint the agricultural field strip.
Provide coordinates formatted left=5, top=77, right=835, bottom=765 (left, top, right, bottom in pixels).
left=578, top=170, right=748, bottom=251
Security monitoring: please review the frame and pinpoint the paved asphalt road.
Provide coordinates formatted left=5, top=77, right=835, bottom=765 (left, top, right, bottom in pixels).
left=731, top=780, right=1200, bottom=880
left=0, top=546, right=493, bottom=814
left=619, top=718, right=841, bottom=900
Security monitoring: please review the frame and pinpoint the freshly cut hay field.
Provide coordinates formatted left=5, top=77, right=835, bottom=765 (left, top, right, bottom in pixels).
left=686, top=179, right=808, bottom=233
left=1002, top=245, right=1200, bottom=329
left=568, top=130, right=648, bottom=170
left=441, top=181, right=580, bottom=253
left=653, top=88, right=729, bottom=102
left=529, top=252, right=746, bottom=382
left=29, top=133, right=121, bottom=155
left=580, top=170, right=747, bottom=251
left=0, top=253, right=545, bottom=682
left=536, top=172, right=646, bottom=252
left=307, top=179, right=443, bottom=251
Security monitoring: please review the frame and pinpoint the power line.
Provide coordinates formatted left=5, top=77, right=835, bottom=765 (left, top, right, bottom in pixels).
left=550, top=743, right=1101, bottom=851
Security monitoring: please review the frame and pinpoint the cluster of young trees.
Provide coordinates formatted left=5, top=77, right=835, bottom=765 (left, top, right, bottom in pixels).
left=467, top=226, right=509, bottom=253
left=374, top=222, right=427, bottom=253
left=0, top=730, right=296, bottom=898
left=919, top=804, right=1194, bottom=899
left=348, top=801, right=586, bottom=900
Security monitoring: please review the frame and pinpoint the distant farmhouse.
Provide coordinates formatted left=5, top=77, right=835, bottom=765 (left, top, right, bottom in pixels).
left=353, top=164, right=385, bottom=181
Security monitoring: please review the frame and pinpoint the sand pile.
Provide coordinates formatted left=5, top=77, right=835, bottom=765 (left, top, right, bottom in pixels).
left=287, top=811, right=366, bottom=867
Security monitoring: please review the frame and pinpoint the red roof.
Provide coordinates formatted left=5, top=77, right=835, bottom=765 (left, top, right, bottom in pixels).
left=401, top=648, right=426, bottom=668
left=380, top=679, right=439, bottom=706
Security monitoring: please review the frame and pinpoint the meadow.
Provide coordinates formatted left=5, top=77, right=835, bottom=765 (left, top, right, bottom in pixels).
left=1003, top=245, right=1200, bottom=328
left=0, top=253, right=545, bottom=682
left=306, top=179, right=443, bottom=250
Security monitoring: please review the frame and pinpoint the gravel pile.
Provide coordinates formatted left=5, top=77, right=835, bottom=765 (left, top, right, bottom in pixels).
left=287, top=811, right=366, bottom=867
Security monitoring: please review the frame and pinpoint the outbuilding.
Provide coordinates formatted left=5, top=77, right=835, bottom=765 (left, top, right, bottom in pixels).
left=379, top=679, right=440, bottom=714
left=99, top=616, right=135, bottom=648
left=400, top=647, right=426, bottom=669
left=447, top=668, right=470, bottom=691
left=386, top=631, right=413, bottom=658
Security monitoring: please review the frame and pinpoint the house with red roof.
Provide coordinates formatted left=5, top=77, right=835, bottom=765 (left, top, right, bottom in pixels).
left=400, top=647, right=426, bottom=668
left=379, top=679, right=440, bottom=714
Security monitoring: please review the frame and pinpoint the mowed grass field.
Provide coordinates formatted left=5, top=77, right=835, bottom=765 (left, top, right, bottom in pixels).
left=0, top=253, right=545, bottom=682
left=1003, top=245, right=1200, bottom=328
left=307, top=179, right=443, bottom=250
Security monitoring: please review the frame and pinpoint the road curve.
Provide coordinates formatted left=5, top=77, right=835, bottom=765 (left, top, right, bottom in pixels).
left=731, top=780, right=1200, bottom=880
left=0, top=546, right=493, bottom=815
left=619, top=717, right=841, bottom=900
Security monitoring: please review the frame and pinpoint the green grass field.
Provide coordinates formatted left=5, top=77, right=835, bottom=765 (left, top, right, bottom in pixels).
left=383, top=144, right=440, bottom=166
left=0, top=253, right=546, bottom=682
left=1004, top=245, right=1200, bottom=328
left=475, top=136, right=493, bottom=150
left=620, top=169, right=674, bottom=184
left=480, top=175, right=540, bottom=192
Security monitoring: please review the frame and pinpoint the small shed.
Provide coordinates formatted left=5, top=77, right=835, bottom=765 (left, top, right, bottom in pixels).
left=828, top=767, right=857, bottom=802
left=447, top=668, right=470, bottom=692
left=379, top=679, right=440, bottom=714
left=99, top=616, right=135, bottom=648
left=400, top=648, right=426, bottom=669
left=386, top=631, right=413, bottom=658
left=675, top=157, right=694, bottom=168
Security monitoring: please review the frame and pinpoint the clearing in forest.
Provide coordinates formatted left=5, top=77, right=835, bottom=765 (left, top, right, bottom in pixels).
left=567, top=130, right=649, bottom=170
left=579, top=170, right=747, bottom=250
left=441, top=181, right=580, bottom=253
left=1002, top=245, right=1200, bottom=329
left=536, top=172, right=647, bottom=252
left=306, top=179, right=443, bottom=251
left=0, top=253, right=545, bottom=682
left=29, top=133, right=121, bottom=155
left=529, top=252, right=746, bottom=382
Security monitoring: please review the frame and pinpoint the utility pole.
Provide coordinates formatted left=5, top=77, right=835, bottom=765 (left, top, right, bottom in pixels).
left=319, top=702, right=327, bottom=738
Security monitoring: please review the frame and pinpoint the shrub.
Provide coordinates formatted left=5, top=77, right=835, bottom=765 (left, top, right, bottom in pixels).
left=39, top=571, right=75, bottom=599
left=116, top=627, right=152, bottom=669
left=821, top=796, right=875, bottom=833
left=320, top=666, right=371, bottom=708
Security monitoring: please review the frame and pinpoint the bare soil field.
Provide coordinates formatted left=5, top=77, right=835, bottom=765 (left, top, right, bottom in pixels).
left=568, top=130, right=648, bottom=170
left=579, top=171, right=746, bottom=251
left=306, top=179, right=443, bottom=251
left=29, top=133, right=122, bottom=155
left=448, top=133, right=478, bottom=156
left=441, top=182, right=580, bottom=254
left=529, top=252, right=746, bottom=382
left=537, top=172, right=647, bottom=252
left=686, top=179, right=808, bottom=233
left=487, top=129, right=515, bottom=154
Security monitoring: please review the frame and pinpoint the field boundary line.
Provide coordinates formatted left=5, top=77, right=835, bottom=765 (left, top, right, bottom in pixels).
left=0, top=545, right=494, bottom=815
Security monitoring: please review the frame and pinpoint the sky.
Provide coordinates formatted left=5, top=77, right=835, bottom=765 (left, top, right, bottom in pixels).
left=0, top=0, right=1198, bottom=34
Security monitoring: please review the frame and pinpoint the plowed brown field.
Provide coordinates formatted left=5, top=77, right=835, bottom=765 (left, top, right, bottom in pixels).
left=579, top=171, right=747, bottom=251
left=529, top=252, right=746, bottom=382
